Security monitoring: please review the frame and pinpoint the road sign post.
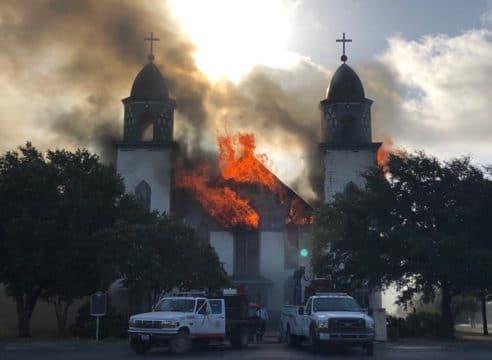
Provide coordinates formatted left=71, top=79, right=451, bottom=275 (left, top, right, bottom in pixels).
left=90, top=291, right=107, bottom=341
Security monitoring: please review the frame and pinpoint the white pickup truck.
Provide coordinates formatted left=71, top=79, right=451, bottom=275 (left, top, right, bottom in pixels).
left=280, top=293, right=375, bottom=355
left=128, top=294, right=252, bottom=354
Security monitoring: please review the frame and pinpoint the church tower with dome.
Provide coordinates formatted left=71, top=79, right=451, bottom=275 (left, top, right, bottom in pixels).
left=318, top=35, right=386, bottom=336
left=320, top=33, right=381, bottom=202
left=116, top=33, right=176, bottom=213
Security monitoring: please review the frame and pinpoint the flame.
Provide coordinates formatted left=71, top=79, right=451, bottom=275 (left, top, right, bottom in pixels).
left=285, top=196, right=314, bottom=225
left=175, top=164, right=259, bottom=229
left=176, top=131, right=311, bottom=230
left=377, top=136, right=395, bottom=169
left=218, top=133, right=283, bottom=196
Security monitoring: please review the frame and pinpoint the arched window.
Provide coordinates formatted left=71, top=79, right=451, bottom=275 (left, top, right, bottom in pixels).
left=135, top=180, right=151, bottom=210
left=340, top=115, right=357, bottom=143
left=138, top=111, right=154, bottom=141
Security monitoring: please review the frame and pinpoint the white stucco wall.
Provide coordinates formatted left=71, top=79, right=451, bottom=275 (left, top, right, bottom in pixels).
left=209, top=231, right=234, bottom=275
left=324, top=149, right=377, bottom=202
left=116, top=148, right=172, bottom=213
left=259, top=231, right=313, bottom=312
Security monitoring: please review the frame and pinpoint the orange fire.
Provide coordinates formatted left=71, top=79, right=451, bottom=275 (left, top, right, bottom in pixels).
left=175, top=164, right=259, bottom=229
left=218, top=133, right=283, bottom=196
left=285, top=196, right=314, bottom=225
left=377, top=136, right=395, bottom=169
left=175, top=131, right=312, bottom=230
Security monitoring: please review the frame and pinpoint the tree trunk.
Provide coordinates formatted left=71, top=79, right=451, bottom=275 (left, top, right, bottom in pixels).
left=481, top=292, right=489, bottom=336
left=440, top=286, right=454, bottom=338
left=15, top=292, right=39, bottom=338
left=53, top=297, right=72, bottom=337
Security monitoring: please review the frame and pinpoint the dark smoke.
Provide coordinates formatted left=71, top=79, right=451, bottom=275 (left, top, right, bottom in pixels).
left=0, top=0, right=337, bottom=200
left=0, top=0, right=211, bottom=163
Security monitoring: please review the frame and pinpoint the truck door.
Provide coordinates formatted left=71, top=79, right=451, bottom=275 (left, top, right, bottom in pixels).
left=208, top=299, right=226, bottom=337
left=302, top=298, right=313, bottom=336
left=194, top=299, right=225, bottom=338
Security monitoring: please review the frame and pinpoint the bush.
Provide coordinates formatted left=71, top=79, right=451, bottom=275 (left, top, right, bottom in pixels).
left=386, top=315, right=408, bottom=340
left=70, top=301, right=127, bottom=339
left=387, top=312, right=448, bottom=340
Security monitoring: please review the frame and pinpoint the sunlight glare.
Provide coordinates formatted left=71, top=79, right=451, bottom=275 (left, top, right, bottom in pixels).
left=168, top=0, right=299, bottom=82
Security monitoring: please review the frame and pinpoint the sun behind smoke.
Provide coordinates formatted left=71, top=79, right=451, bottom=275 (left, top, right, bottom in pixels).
left=168, top=0, right=300, bottom=82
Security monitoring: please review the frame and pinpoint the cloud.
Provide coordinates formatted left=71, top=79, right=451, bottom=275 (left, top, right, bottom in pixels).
left=372, top=29, right=492, bottom=164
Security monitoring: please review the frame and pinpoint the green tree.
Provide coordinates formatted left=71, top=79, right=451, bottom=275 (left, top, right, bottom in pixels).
left=102, top=214, right=230, bottom=312
left=0, top=144, right=127, bottom=336
left=40, top=149, right=126, bottom=335
left=0, top=143, right=59, bottom=337
left=313, top=152, right=492, bottom=337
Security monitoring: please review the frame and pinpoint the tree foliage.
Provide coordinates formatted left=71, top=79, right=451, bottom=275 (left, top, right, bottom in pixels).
left=0, top=144, right=126, bottom=336
left=99, top=214, right=229, bottom=311
left=0, top=143, right=230, bottom=336
left=312, top=151, right=492, bottom=337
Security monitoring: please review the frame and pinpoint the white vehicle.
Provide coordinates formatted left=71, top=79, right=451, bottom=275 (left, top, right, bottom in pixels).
left=128, top=293, right=252, bottom=354
left=280, top=293, right=375, bottom=355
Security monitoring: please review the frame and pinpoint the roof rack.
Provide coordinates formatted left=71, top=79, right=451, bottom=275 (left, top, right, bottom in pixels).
left=315, top=292, right=349, bottom=297
left=166, top=290, right=207, bottom=297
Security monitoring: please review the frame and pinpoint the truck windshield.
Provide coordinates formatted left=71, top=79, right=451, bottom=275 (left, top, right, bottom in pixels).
left=313, top=297, right=361, bottom=312
left=156, top=299, right=195, bottom=312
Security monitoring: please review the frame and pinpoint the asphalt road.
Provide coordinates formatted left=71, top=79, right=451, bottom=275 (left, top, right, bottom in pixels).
left=2, top=340, right=492, bottom=359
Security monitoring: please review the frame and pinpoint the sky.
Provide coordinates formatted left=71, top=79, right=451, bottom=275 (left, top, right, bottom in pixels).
left=1, top=0, right=491, bottom=200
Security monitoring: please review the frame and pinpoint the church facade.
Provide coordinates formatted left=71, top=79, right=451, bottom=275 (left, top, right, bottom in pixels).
left=116, top=41, right=383, bottom=325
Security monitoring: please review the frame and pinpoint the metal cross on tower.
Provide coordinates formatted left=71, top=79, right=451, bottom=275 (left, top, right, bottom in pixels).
left=144, top=32, right=160, bottom=62
left=336, top=32, right=352, bottom=63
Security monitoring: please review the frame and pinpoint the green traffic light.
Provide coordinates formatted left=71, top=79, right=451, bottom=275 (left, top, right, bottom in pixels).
left=300, top=248, right=308, bottom=257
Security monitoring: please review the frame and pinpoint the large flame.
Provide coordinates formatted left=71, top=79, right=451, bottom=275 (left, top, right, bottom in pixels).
left=218, top=133, right=283, bottom=196
left=175, top=164, right=259, bottom=229
left=176, top=131, right=312, bottom=230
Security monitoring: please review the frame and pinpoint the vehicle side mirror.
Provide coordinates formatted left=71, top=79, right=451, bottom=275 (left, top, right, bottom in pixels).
left=298, top=307, right=304, bottom=315
left=306, top=309, right=311, bottom=315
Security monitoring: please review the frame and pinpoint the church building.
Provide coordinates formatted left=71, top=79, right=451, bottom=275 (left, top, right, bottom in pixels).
left=116, top=33, right=383, bottom=326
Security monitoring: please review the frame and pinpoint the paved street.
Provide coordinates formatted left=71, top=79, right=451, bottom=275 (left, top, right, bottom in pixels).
left=1, top=340, right=492, bottom=359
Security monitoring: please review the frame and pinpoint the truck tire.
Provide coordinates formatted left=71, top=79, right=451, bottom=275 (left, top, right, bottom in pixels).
left=286, top=325, right=299, bottom=347
left=129, top=338, right=151, bottom=354
left=230, top=325, right=249, bottom=349
left=170, top=328, right=192, bottom=354
left=364, top=342, right=374, bottom=356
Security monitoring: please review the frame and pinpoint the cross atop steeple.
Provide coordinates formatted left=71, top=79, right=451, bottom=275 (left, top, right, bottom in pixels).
left=336, top=32, right=352, bottom=63
left=144, top=32, right=160, bottom=62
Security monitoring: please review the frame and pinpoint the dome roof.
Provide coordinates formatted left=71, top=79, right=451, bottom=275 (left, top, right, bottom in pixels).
left=130, top=62, right=169, bottom=101
left=326, top=63, right=365, bottom=102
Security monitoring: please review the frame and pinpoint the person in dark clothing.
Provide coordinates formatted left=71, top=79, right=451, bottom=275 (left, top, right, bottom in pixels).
left=256, top=304, right=269, bottom=343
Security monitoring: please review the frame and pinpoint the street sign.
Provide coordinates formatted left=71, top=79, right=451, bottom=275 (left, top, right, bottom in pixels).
left=90, top=291, right=107, bottom=341
left=90, top=291, right=107, bottom=316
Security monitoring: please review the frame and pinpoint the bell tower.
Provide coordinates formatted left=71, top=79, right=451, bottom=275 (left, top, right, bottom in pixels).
left=320, top=33, right=381, bottom=202
left=116, top=32, right=176, bottom=213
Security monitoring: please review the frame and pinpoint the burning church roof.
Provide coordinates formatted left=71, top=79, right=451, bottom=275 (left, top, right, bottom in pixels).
left=174, top=132, right=313, bottom=232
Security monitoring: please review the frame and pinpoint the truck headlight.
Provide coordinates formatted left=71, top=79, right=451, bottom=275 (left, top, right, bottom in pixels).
left=161, top=320, right=178, bottom=329
left=318, top=320, right=330, bottom=329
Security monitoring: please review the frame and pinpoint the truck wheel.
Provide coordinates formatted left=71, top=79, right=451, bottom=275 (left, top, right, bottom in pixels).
left=129, top=338, right=151, bottom=354
left=230, top=326, right=249, bottom=348
left=364, top=342, right=374, bottom=356
left=170, top=329, right=192, bottom=354
left=286, top=326, right=299, bottom=347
